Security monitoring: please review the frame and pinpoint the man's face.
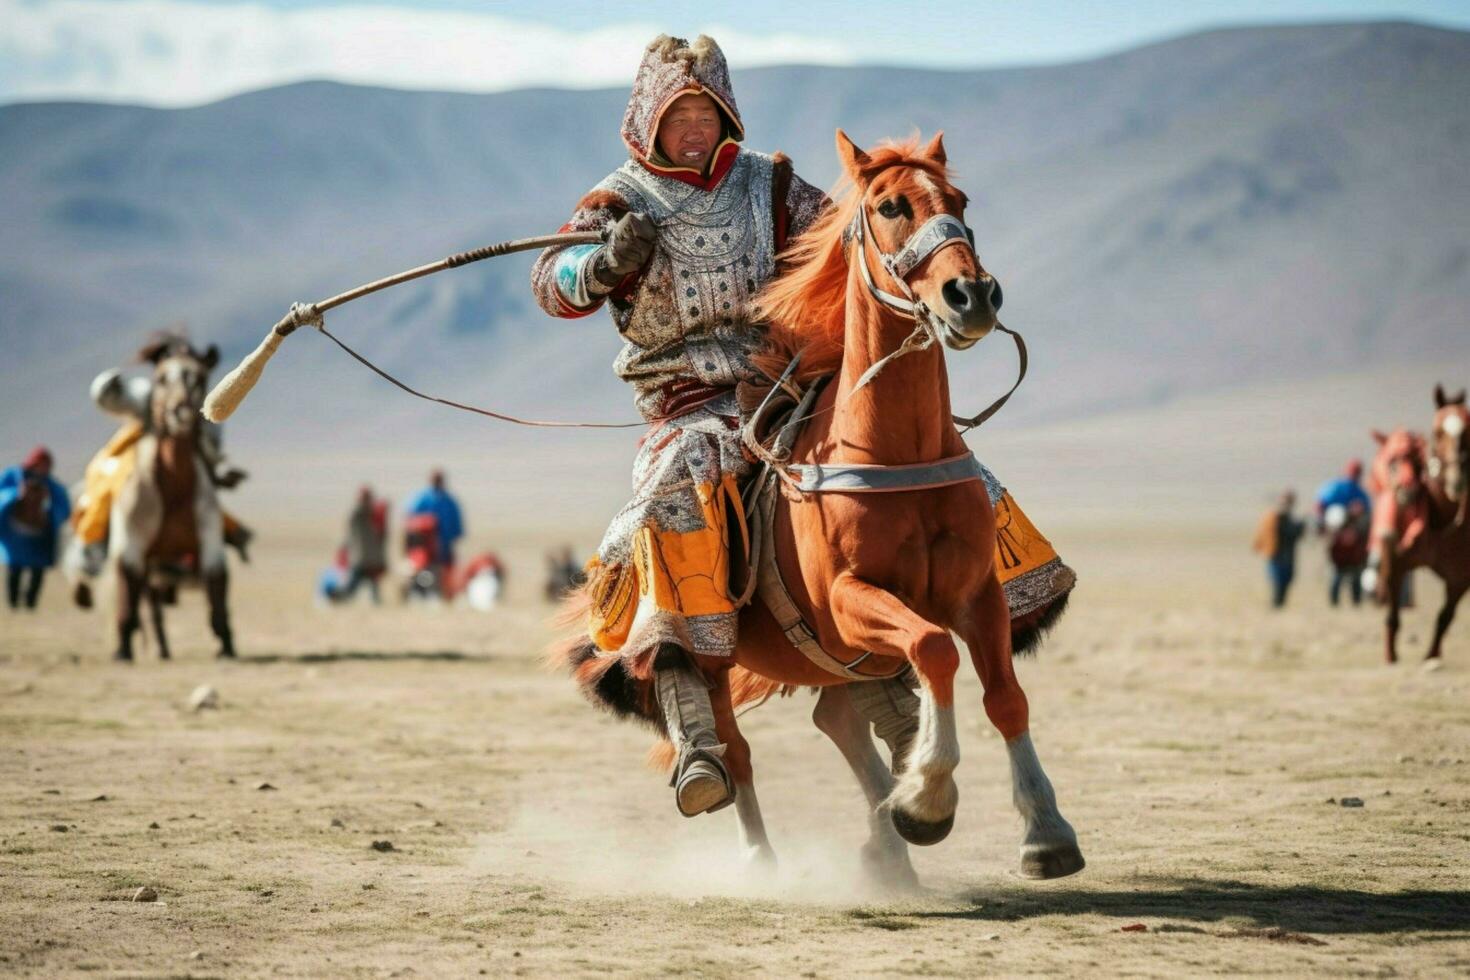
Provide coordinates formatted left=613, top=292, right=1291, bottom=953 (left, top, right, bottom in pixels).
left=655, top=92, right=722, bottom=171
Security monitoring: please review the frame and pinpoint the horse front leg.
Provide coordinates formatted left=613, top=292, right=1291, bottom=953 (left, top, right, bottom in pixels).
left=956, top=572, right=1084, bottom=879
left=705, top=664, right=776, bottom=871
left=1427, top=582, right=1467, bottom=661
left=1382, top=568, right=1402, bottom=665
left=146, top=587, right=170, bottom=660
left=205, top=569, right=234, bottom=658
left=829, top=572, right=960, bottom=846
left=114, top=563, right=144, bottom=662
left=811, top=685, right=918, bottom=890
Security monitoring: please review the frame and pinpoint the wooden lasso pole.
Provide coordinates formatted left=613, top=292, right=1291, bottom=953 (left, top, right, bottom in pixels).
left=202, top=230, right=604, bottom=423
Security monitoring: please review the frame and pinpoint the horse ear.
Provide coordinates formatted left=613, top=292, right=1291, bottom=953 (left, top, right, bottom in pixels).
left=202, top=344, right=220, bottom=370
left=922, top=131, right=947, bottom=167
left=1455, top=388, right=1468, bottom=406
left=835, top=129, right=871, bottom=183
left=137, top=339, right=168, bottom=364
left=1436, top=384, right=1447, bottom=408
left=1371, top=429, right=1388, bottom=446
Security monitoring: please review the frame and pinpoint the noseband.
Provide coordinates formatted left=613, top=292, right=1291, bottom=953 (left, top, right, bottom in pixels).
left=848, top=206, right=973, bottom=334
left=843, top=188, right=1028, bottom=431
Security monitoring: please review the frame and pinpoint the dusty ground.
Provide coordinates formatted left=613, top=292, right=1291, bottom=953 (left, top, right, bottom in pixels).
left=1, top=523, right=1466, bottom=978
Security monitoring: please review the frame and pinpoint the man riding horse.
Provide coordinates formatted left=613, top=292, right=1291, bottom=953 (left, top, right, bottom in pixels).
left=69, top=330, right=252, bottom=610
left=532, top=35, right=1076, bottom=817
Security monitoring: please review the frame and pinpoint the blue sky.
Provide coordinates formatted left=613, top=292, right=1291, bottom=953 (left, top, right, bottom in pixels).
left=3, top=0, right=1467, bottom=106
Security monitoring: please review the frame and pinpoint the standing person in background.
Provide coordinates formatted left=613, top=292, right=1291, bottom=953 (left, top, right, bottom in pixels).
left=329, top=486, right=388, bottom=605
left=406, top=469, right=463, bottom=569
left=0, top=447, right=71, bottom=610
left=1315, top=458, right=1371, bottom=528
left=1326, top=499, right=1371, bottom=607
left=1253, top=490, right=1306, bottom=609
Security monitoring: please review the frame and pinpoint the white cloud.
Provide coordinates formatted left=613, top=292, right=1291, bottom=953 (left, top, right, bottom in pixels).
left=0, top=1, right=858, bottom=106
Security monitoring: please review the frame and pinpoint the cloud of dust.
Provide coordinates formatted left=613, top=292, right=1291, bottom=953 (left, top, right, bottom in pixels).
left=468, top=796, right=918, bottom=905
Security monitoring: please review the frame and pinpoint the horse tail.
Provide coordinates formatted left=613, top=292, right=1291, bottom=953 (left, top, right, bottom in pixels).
left=730, top=665, right=785, bottom=712
left=1010, top=591, right=1070, bottom=657
left=547, top=583, right=665, bottom=737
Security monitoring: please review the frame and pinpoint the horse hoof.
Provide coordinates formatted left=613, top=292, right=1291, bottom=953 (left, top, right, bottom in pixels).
left=860, top=843, right=920, bottom=893
left=216, top=649, right=236, bottom=660
left=113, top=652, right=133, bottom=664
left=890, top=807, right=954, bottom=846
left=744, top=845, right=778, bottom=878
left=1020, top=841, right=1085, bottom=880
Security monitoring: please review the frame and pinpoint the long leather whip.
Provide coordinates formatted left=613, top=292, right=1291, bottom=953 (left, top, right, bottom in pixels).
left=201, top=230, right=621, bottom=425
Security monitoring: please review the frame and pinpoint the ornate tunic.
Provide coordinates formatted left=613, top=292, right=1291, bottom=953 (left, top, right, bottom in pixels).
left=530, top=36, right=825, bottom=660
left=533, top=149, right=824, bottom=420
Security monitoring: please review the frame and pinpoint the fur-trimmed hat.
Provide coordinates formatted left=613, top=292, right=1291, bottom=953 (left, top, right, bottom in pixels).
left=620, top=34, right=744, bottom=162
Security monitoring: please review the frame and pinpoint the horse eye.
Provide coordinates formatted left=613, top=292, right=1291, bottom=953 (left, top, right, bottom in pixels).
left=877, top=200, right=901, bottom=219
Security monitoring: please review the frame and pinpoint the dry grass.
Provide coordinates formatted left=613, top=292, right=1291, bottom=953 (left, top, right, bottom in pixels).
left=0, top=523, right=1466, bottom=977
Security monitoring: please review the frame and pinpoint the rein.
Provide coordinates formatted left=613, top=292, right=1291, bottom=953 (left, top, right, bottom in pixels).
left=311, top=322, right=644, bottom=429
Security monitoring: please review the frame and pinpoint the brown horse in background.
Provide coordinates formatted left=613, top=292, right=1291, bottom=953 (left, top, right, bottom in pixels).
left=112, top=340, right=235, bottom=661
left=557, top=131, right=1082, bottom=884
left=1370, top=384, right=1470, bottom=663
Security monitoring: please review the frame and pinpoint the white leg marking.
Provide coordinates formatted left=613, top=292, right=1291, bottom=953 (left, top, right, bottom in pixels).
left=732, top=781, right=776, bottom=869
left=193, top=458, right=226, bottom=574
left=889, top=685, right=959, bottom=822
left=1007, top=732, right=1077, bottom=851
left=113, top=439, right=161, bottom=574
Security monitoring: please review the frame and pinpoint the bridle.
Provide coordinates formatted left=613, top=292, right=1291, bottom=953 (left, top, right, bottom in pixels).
left=844, top=181, right=1028, bottom=431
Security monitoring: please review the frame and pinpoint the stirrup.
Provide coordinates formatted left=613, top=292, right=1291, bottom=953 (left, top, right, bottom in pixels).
left=673, top=745, right=734, bottom=818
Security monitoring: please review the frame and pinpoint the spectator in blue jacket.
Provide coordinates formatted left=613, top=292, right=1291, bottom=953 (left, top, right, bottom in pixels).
left=1314, top=458, right=1371, bottom=528
left=0, top=446, right=71, bottom=610
left=406, top=469, right=464, bottom=567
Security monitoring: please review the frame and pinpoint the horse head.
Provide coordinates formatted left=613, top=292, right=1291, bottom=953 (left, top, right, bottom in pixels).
left=1431, top=384, right=1468, bottom=501
left=836, top=130, right=999, bottom=349
left=142, top=333, right=219, bottom=439
left=1370, top=428, right=1427, bottom=505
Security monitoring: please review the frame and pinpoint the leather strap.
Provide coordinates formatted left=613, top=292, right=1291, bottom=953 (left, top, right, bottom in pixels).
left=788, top=452, right=984, bottom=494
left=749, top=470, right=904, bottom=681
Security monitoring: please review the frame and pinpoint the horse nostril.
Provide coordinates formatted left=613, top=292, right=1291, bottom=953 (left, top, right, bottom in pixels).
left=989, top=278, right=1003, bottom=311
left=942, top=278, right=971, bottom=311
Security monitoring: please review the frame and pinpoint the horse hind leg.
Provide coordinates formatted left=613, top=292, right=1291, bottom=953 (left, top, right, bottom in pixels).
left=812, top=685, right=918, bottom=891
left=959, top=573, right=1084, bottom=880
left=1426, top=582, right=1467, bottom=661
left=205, top=569, right=235, bottom=658
left=829, top=573, right=960, bottom=846
left=706, top=669, right=777, bottom=872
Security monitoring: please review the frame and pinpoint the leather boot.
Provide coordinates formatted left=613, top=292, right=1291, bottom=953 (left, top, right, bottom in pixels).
left=848, top=669, right=921, bottom=774
left=654, top=646, right=734, bottom=817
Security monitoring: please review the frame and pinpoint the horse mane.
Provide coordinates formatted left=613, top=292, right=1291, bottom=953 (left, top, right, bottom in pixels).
left=753, top=137, right=950, bottom=383
left=1369, top=428, right=1428, bottom=494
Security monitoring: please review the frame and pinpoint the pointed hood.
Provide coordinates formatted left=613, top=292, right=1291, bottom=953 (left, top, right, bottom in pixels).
left=621, top=34, right=744, bottom=187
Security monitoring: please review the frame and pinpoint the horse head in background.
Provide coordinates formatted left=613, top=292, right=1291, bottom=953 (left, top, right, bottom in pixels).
left=1367, top=384, right=1470, bottom=664
left=112, top=331, right=235, bottom=662
left=1431, top=384, right=1468, bottom=512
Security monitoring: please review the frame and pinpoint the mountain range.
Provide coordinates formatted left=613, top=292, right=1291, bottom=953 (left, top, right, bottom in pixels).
left=2, top=20, right=1467, bottom=488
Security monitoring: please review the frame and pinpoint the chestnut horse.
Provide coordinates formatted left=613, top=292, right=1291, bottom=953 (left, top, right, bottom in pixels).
left=1371, top=384, right=1470, bottom=663
left=558, top=131, right=1082, bottom=884
left=112, top=340, right=235, bottom=661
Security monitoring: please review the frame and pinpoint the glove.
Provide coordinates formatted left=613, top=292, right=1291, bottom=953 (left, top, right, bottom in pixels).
left=596, top=211, right=656, bottom=283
